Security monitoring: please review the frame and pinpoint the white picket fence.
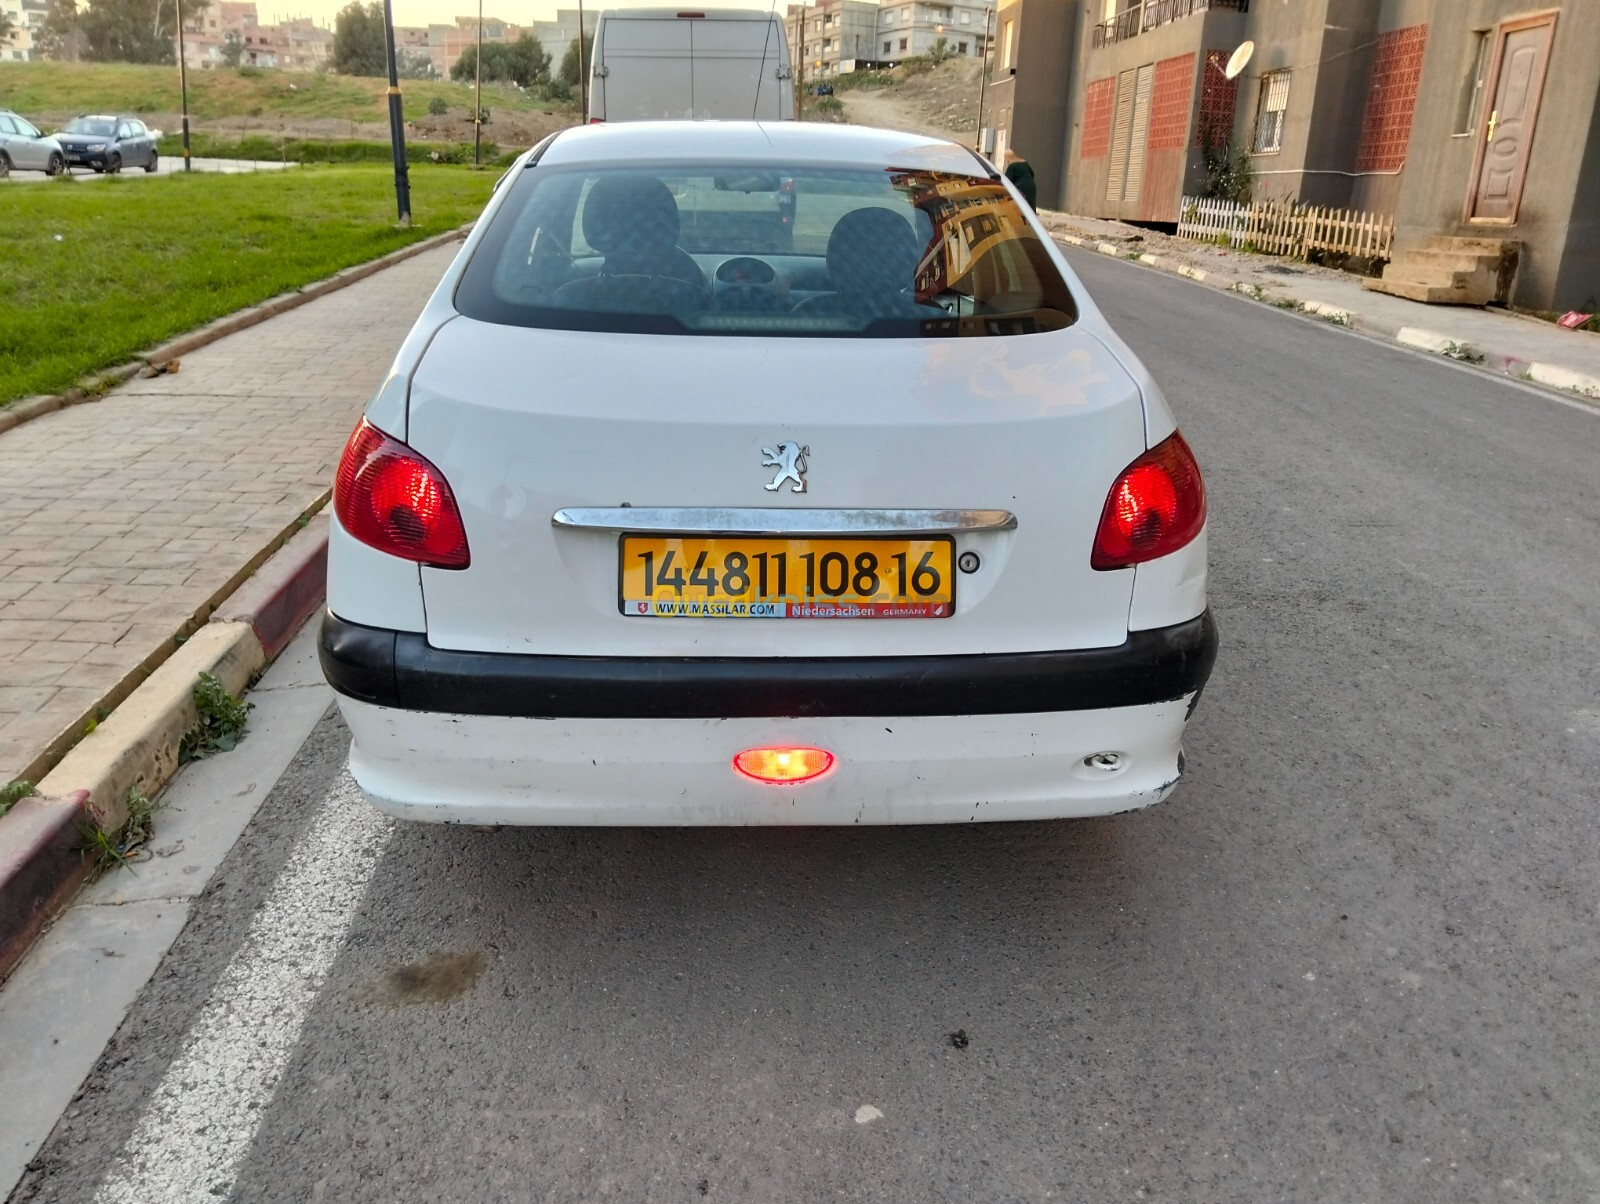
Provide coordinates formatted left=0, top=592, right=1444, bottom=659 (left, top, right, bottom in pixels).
left=1177, top=195, right=1395, bottom=261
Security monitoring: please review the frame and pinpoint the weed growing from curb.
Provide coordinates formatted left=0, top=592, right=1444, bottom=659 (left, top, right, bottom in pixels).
left=0, top=779, right=34, bottom=819
left=180, top=672, right=253, bottom=764
left=1319, top=312, right=1352, bottom=327
left=1270, top=297, right=1303, bottom=311
left=78, top=785, right=166, bottom=876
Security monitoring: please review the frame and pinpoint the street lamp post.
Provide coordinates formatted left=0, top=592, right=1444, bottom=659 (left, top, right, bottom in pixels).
left=174, top=0, right=192, bottom=171
left=473, top=0, right=482, bottom=165
left=380, top=0, right=411, bottom=224
left=974, top=6, right=992, bottom=155
left=576, top=0, right=587, bottom=118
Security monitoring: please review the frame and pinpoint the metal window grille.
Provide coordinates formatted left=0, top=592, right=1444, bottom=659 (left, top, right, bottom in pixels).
left=1254, top=70, right=1290, bottom=153
left=1455, top=31, right=1490, bottom=135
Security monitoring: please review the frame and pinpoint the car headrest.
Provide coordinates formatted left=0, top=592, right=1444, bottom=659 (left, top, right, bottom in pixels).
left=825, top=207, right=926, bottom=298
left=583, top=175, right=681, bottom=258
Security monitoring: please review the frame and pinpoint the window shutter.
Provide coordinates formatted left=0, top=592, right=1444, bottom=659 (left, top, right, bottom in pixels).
left=1106, top=69, right=1136, bottom=202
left=1124, top=62, right=1155, bottom=202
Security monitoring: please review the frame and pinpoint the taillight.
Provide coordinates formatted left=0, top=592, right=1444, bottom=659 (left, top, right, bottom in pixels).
left=588, top=117, right=604, bottom=124
left=734, top=747, right=835, bottom=785
left=1090, top=431, right=1206, bottom=570
left=334, top=419, right=470, bottom=569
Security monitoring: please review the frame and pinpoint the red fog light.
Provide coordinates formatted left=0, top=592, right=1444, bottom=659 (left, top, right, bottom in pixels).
left=733, top=746, right=834, bottom=785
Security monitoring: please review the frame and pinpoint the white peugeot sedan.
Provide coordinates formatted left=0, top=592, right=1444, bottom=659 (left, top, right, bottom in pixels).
left=320, top=121, right=1217, bottom=825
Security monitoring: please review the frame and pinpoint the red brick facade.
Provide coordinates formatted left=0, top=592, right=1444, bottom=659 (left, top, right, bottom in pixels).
left=1194, top=48, right=1237, bottom=147
left=1081, top=76, right=1116, bottom=159
left=1355, top=24, right=1428, bottom=173
left=1147, top=53, right=1197, bottom=151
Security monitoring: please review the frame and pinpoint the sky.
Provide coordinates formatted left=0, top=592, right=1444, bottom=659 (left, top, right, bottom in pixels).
left=263, top=0, right=779, bottom=32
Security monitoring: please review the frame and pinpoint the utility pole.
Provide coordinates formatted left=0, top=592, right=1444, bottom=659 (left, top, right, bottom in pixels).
left=381, top=0, right=411, bottom=224
left=473, top=0, right=482, bottom=165
left=792, top=11, right=802, bottom=120
left=576, top=0, right=587, bottom=118
left=974, top=6, right=992, bottom=156
left=174, top=0, right=192, bottom=171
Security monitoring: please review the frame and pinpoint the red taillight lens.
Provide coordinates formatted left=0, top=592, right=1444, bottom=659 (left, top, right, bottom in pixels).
left=733, top=747, right=835, bottom=785
left=588, top=117, right=605, bottom=124
left=334, top=419, right=470, bottom=570
left=1090, top=431, right=1206, bottom=570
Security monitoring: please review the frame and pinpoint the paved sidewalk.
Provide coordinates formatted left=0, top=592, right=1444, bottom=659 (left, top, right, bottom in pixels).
left=1038, top=209, right=1600, bottom=392
left=0, top=243, right=457, bottom=787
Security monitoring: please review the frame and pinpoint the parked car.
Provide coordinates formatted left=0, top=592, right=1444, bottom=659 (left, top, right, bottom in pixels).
left=0, top=110, right=67, bottom=177
left=587, top=8, right=794, bottom=122
left=55, top=114, right=159, bottom=174
left=320, top=121, right=1217, bottom=826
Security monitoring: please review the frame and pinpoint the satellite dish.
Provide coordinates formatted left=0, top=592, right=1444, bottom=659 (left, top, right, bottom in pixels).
left=1223, top=40, right=1254, bottom=81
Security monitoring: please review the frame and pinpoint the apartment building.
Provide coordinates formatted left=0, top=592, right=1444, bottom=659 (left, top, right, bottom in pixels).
left=425, top=15, right=521, bottom=78
left=873, top=0, right=991, bottom=64
left=1, top=0, right=48, bottom=60
left=527, top=7, right=598, bottom=73
left=1056, top=0, right=1599, bottom=309
left=180, top=4, right=332, bottom=71
left=984, top=0, right=1078, bottom=204
left=787, top=0, right=881, bottom=81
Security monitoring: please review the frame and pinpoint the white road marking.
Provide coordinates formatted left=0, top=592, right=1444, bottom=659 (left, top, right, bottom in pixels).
left=94, top=774, right=393, bottom=1204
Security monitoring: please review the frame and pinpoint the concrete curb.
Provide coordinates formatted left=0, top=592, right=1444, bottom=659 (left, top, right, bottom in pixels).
left=0, top=517, right=331, bottom=982
left=1046, top=218, right=1600, bottom=404
left=215, top=514, right=330, bottom=661
left=0, top=791, right=90, bottom=984
left=0, top=224, right=470, bottom=437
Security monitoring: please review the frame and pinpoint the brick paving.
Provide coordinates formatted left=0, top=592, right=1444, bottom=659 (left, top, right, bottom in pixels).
left=0, top=243, right=459, bottom=786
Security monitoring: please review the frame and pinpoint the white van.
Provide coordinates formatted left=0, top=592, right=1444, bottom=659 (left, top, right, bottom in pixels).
left=588, top=8, right=794, bottom=122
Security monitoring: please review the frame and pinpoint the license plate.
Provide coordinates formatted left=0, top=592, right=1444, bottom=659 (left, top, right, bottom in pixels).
left=620, top=536, right=955, bottom=618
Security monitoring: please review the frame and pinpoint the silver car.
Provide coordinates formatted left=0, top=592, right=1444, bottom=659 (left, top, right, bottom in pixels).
left=0, top=110, right=67, bottom=178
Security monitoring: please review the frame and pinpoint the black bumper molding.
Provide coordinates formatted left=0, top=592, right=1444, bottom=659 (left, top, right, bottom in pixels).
left=320, top=610, right=1218, bottom=720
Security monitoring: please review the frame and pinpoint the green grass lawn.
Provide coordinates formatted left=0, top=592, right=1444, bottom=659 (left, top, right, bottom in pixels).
left=0, top=59, right=564, bottom=123
left=0, top=164, right=496, bottom=405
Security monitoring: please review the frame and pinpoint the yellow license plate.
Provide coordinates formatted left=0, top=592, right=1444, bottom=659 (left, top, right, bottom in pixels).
left=620, top=536, right=956, bottom=618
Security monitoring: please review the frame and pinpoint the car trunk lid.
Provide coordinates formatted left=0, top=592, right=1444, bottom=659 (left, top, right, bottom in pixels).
left=406, top=316, right=1146, bottom=658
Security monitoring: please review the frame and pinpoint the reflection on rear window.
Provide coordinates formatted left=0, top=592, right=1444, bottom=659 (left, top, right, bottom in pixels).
left=454, top=162, right=1077, bottom=338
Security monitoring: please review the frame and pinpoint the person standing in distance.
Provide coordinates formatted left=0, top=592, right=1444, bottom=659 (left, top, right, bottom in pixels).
left=1003, top=149, right=1037, bottom=210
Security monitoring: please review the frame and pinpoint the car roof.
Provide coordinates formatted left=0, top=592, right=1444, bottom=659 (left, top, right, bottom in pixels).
left=539, top=121, right=993, bottom=178
left=602, top=8, right=781, bottom=20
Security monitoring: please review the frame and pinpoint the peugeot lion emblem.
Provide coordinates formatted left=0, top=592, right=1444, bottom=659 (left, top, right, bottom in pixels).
left=761, top=442, right=809, bottom=494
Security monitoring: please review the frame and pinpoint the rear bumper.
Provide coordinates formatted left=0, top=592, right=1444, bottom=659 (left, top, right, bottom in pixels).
left=318, top=610, right=1218, bottom=719
left=336, top=697, right=1199, bottom=825
left=321, top=611, right=1216, bottom=825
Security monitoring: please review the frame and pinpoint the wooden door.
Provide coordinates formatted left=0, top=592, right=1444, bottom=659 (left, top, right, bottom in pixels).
left=1467, top=12, right=1556, bottom=223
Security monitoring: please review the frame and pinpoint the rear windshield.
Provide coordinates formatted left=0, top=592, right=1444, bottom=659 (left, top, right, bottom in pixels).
left=454, top=161, right=1077, bottom=338
left=63, top=118, right=117, bottom=136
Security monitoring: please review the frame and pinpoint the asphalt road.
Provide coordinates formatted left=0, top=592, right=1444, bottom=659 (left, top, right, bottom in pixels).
left=1, top=158, right=294, bottom=184
left=13, top=249, right=1600, bottom=1203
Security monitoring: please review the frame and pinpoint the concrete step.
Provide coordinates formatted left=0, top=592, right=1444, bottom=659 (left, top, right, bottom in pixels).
left=1398, top=249, right=1503, bottom=273
left=1382, top=265, right=1495, bottom=293
left=1363, top=276, right=1493, bottom=305
left=1421, top=234, right=1518, bottom=257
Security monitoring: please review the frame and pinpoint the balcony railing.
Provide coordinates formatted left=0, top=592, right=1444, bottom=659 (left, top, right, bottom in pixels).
left=1092, top=0, right=1248, bottom=50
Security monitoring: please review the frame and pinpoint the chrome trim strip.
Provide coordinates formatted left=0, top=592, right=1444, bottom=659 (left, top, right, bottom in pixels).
left=551, top=507, right=1018, bottom=535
